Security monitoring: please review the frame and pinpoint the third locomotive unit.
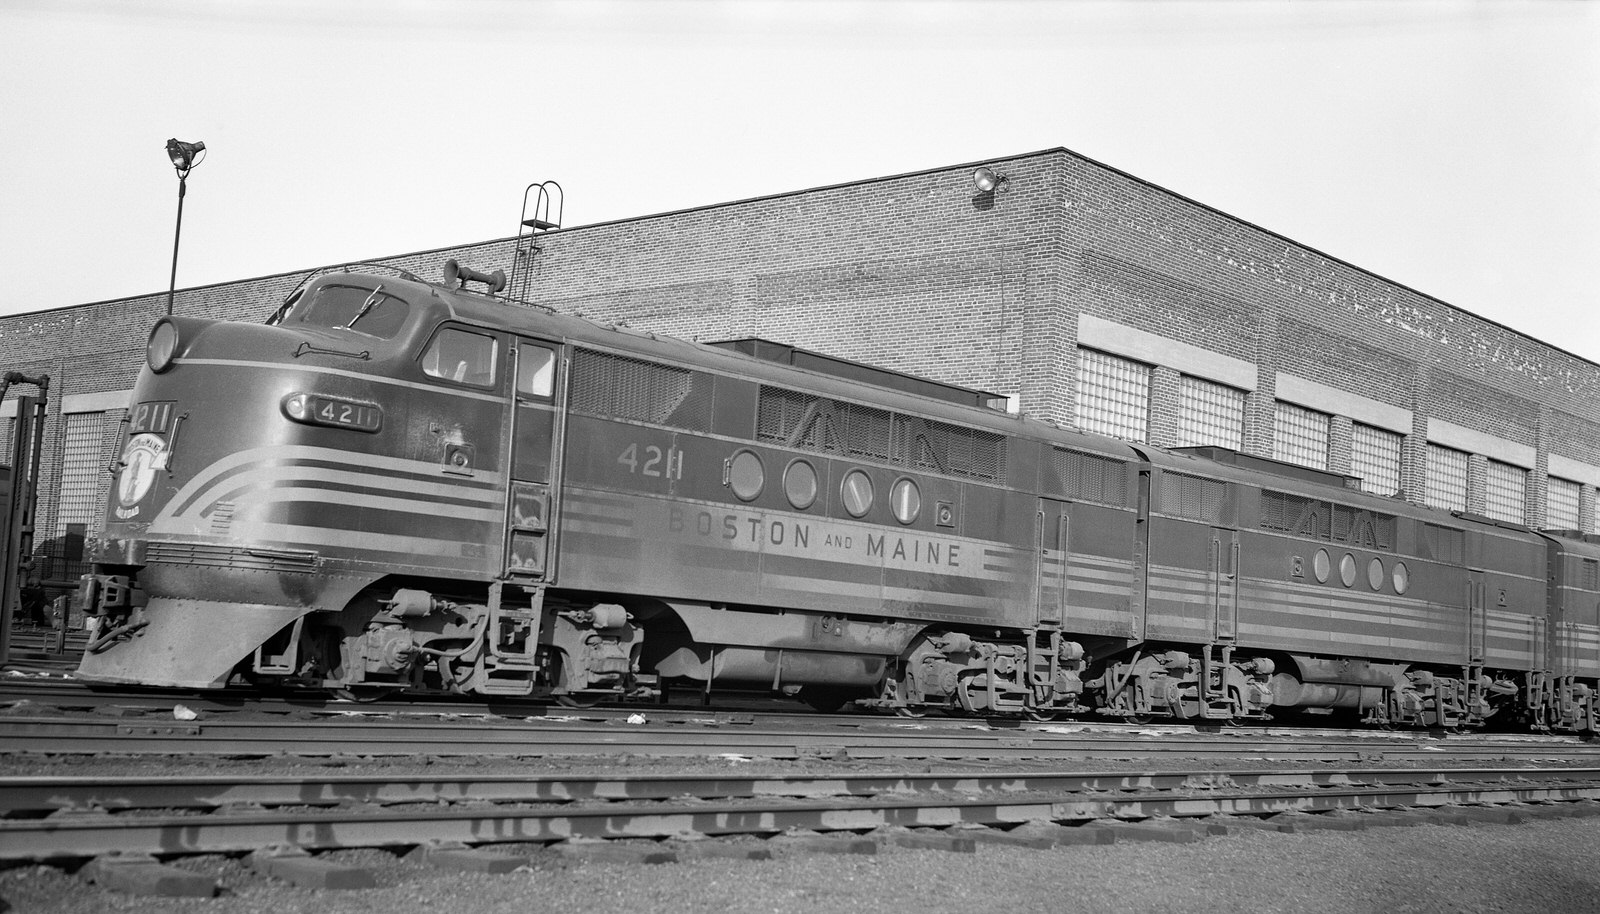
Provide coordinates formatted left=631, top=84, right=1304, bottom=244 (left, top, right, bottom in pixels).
left=74, top=262, right=1600, bottom=732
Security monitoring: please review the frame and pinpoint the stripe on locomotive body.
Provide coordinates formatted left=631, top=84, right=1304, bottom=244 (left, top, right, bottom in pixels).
left=1037, top=554, right=1138, bottom=596
left=1037, top=554, right=1138, bottom=630
left=193, top=521, right=488, bottom=566
left=1483, top=612, right=1538, bottom=667
left=561, top=488, right=1016, bottom=577
left=1149, top=565, right=1543, bottom=669
left=558, top=486, right=1032, bottom=623
left=1145, top=565, right=1467, bottom=660
left=145, top=444, right=504, bottom=566
left=1558, top=624, right=1600, bottom=677
left=165, top=456, right=501, bottom=521
left=173, top=358, right=507, bottom=404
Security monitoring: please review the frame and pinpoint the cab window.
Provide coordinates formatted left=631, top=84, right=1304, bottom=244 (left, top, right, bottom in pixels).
left=295, top=284, right=411, bottom=338
left=518, top=344, right=557, bottom=398
left=422, top=328, right=499, bottom=387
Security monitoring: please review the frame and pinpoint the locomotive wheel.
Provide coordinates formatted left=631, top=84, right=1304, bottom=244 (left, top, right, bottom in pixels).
left=555, top=692, right=606, bottom=709
left=1023, top=707, right=1061, bottom=722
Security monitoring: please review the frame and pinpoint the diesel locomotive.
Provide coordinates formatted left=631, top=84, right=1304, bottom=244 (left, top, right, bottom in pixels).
left=74, top=262, right=1600, bottom=732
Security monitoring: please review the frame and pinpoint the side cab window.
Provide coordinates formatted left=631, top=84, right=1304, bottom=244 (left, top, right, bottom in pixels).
left=517, top=343, right=557, bottom=398
left=422, top=327, right=499, bottom=388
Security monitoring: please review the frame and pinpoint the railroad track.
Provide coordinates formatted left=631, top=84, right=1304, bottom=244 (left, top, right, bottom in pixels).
left=0, top=674, right=811, bottom=715
left=0, top=631, right=82, bottom=678
left=5, top=677, right=1600, bottom=761
left=5, top=702, right=1600, bottom=763
left=8, top=675, right=1600, bottom=899
left=4, top=764, right=1600, bottom=867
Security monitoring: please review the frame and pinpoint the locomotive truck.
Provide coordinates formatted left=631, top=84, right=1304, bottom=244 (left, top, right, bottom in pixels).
left=74, top=263, right=1600, bottom=731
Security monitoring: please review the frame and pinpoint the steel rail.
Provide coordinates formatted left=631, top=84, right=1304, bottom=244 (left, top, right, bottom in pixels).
left=0, top=677, right=1594, bottom=743
left=0, top=677, right=559, bottom=714
left=3, top=767, right=1599, bottom=862
left=9, top=678, right=1600, bottom=765
left=4, top=766, right=1598, bottom=816
left=0, top=714, right=1581, bottom=761
left=4, top=711, right=1600, bottom=763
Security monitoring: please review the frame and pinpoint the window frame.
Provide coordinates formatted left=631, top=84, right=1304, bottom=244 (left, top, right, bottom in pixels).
left=1076, top=347, right=1152, bottom=444
left=1177, top=374, right=1245, bottom=450
left=516, top=342, right=558, bottom=399
left=420, top=325, right=501, bottom=390
left=293, top=283, right=413, bottom=340
left=1351, top=422, right=1403, bottom=497
left=1273, top=401, right=1331, bottom=471
left=1424, top=443, right=1470, bottom=513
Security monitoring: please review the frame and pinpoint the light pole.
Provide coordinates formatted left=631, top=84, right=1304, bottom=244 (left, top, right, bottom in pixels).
left=165, top=138, right=206, bottom=315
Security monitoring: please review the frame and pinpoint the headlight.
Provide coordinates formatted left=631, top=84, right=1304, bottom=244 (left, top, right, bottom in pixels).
left=281, top=393, right=382, bottom=432
left=146, top=320, right=181, bottom=373
left=282, top=393, right=310, bottom=421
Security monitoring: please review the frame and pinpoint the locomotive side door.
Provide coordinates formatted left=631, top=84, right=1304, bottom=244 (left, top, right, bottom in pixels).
left=504, top=339, right=566, bottom=581
left=1467, top=570, right=1488, bottom=667
left=1034, top=498, right=1071, bottom=629
left=1210, top=527, right=1240, bottom=643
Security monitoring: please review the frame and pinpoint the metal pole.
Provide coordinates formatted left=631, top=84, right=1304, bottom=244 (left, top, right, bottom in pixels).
left=0, top=414, right=15, bottom=666
left=166, top=172, right=187, bottom=316
left=0, top=381, right=48, bottom=668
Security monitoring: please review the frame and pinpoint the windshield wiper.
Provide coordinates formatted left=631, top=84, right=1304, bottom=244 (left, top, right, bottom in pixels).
left=344, top=284, right=385, bottom=330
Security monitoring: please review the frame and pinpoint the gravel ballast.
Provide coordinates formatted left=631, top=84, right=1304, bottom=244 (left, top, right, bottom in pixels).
left=4, top=816, right=1599, bottom=914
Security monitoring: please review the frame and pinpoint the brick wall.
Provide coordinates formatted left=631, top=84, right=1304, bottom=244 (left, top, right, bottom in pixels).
left=1, top=147, right=1597, bottom=539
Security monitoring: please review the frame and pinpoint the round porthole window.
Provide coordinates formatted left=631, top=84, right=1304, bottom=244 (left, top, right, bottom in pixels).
left=1392, top=561, right=1410, bottom=595
left=841, top=470, right=874, bottom=518
left=1367, top=557, right=1385, bottom=591
left=728, top=450, right=764, bottom=502
left=1313, top=549, right=1331, bottom=584
left=784, top=459, right=818, bottom=510
left=890, top=478, right=921, bottom=525
left=1339, top=553, right=1358, bottom=588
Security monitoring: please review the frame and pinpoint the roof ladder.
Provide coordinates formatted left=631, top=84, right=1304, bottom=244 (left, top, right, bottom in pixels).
left=511, top=181, right=563, bottom=303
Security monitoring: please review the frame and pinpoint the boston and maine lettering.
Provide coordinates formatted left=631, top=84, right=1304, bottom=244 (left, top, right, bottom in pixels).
left=666, top=506, right=959, bottom=567
left=867, top=533, right=960, bottom=567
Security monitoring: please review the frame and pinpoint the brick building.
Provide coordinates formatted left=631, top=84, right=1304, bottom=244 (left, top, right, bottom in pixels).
left=2, top=146, right=1597, bottom=591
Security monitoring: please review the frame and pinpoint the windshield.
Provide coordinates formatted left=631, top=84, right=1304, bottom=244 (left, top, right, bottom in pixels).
left=273, top=283, right=411, bottom=339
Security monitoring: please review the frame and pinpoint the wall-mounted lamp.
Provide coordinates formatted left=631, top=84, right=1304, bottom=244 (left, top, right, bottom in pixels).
left=972, top=167, right=1009, bottom=194
left=165, top=138, right=207, bottom=315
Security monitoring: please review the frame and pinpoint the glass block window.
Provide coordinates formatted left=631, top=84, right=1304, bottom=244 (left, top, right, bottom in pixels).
left=1273, top=402, right=1329, bottom=470
left=50, top=412, right=110, bottom=580
left=58, top=414, right=105, bottom=528
left=1546, top=476, right=1582, bottom=531
left=1177, top=376, right=1244, bottom=450
left=1076, top=348, right=1150, bottom=443
left=1425, top=445, right=1469, bottom=512
left=1483, top=459, right=1527, bottom=524
left=1351, top=423, right=1403, bottom=496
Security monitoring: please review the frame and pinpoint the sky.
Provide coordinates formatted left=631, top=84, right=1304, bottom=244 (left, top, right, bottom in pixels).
left=1, top=0, right=1596, bottom=362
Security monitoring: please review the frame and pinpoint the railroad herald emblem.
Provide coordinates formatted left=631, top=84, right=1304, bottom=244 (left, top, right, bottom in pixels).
left=114, top=433, right=168, bottom=518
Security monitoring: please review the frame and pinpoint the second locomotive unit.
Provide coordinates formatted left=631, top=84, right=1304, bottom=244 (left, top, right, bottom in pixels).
left=75, top=263, right=1600, bottom=732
